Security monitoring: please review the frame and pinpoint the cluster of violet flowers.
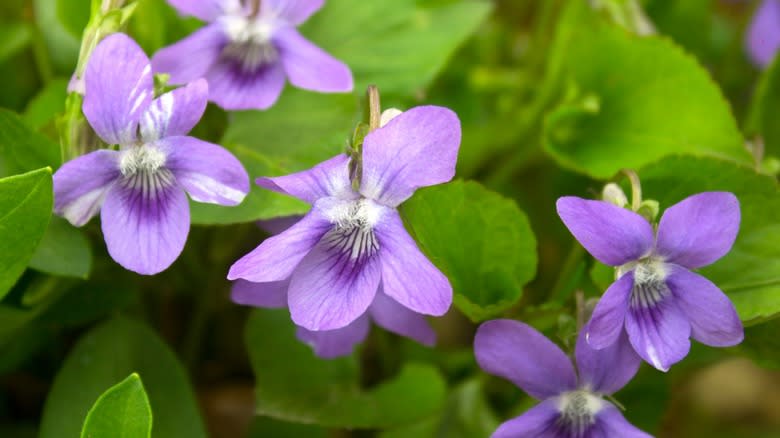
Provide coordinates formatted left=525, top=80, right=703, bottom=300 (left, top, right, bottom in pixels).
left=51, top=1, right=749, bottom=437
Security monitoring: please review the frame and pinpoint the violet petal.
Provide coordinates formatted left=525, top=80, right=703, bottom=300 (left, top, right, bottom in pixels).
left=374, top=210, right=452, bottom=316
left=296, top=313, right=371, bottom=359
left=231, top=279, right=289, bottom=308
left=474, top=319, right=577, bottom=400
left=84, top=33, right=153, bottom=145
left=491, top=398, right=560, bottom=438
left=359, top=106, right=461, bottom=207
left=100, top=176, right=190, bottom=275
left=655, top=192, right=740, bottom=269
left=53, top=150, right=119, bottom=226
left=586, top=272, right=633, bottom=349
left=140, top=79, right=209, bottom=141
left=161, top=136, right=249, bottom=206
left=151, top=23, right=226, bottom=85
left=556, top=196, right=654, bottom=266
left=256, top=154, right=353, bottom=204
left=275, top=27, right=353, bottom=93
left=576, top=328, right=641, bottom=396
left=666, top=267, right=744, bottom=347
left=369, top=288, right=436, bottom=346
left=625, top=295, right=691, bottom=371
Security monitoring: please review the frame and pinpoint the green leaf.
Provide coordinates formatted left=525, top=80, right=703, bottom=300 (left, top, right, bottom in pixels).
left=634, top=156, right=780, bottom=324
left=737, top=319, right=780, bottom=369
left=747, top=54, right=780, bottom=160
left=0, top=21, right=32, bottom=64
left=40, top=317, right=207, bottom=438
left=247, top=417, right=327, bottom=438
left=542, top=2, right=749, bottom=179
left=23, top=77, right=69, bottom=130
left=0, top=168, right=53, bottom=298
left=191, top=90, right=355, bottom=224
left=246, top=308, right=446, bottom=428
left=400, top=180, right=537, bottom=322
left=56, top=0, right=90, bottom=38
left=81, top=373, right=153, bottom=438
left=0, top=108, right=61, bottom=177
left=304, top=0, right=492, bottom=96
left=29, top=215, right=92, bottom=278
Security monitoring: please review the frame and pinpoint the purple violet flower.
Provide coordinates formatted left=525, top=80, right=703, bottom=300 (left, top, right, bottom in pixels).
left=227, top=105, right=461, bottom=332
left=233, top=280, right=436, bottom=358
left=557, top=193, right=744, bottom=372
left=474, top=319, right=650, bottom=438
left=53, top=33, right=250, bottom=275
left=746, top=0, right=780, bottom=68
left=151, top=0, right=353, bottom=110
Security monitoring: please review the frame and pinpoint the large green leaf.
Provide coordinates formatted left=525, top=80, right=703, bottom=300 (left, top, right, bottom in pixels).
left=635, top=156, right=780, bottom=324
left=400, top=180, right=537, bottom=322
left=304, top=0, right=492, bottom=95
left=246, top=308, right=447, bottom=428
left=81, top=373, right=153, bottom=438
left=542, top=2, right=750, bottom=179
left=40, top=317, right=207, bottom=438
left=0, top=108, right=60, bottom=177
left=23, top=77, right=69, bottom=130
left=29, top=215, right=92, bottom=278
left=0, top=168, right=53, bottom=298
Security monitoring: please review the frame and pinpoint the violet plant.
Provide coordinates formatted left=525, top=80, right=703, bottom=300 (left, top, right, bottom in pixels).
left=1, top=1, right=779, bottom=437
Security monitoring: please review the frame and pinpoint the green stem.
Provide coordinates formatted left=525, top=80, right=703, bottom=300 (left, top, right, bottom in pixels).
left=548, top=243, right=585, bottom=304
left=30, top=28, right=54, bottom=85
left=619, top=168, right=642, bottom=211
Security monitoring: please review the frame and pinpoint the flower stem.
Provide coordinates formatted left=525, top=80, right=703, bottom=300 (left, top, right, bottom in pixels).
left=367, top=85, right=381, bottom=131
left=620, top=168, right=642, bottom=211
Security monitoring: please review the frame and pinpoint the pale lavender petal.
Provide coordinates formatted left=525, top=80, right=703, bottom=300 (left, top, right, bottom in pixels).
left=140, top=79, right=209, bottom=141
left=256, top=154, right=353, bottom=204
left=166, top=0, right=239, bottom=21
left=101, top=174, right=189, bottom=275
left=374, top=210, right=452, bottom=316
left=556, top=197, right=654, bottom=266
left=359, top=106, right=460, bottom=207
left=151, top=24, right=226, bottom=84
left=206, top=61, right=286, bottom=110
left=287, top=230, right=382, bottom=330
left=625, top=295, right=691, bottom=372
left=595, top=404, right=653, bottom=438
left=586, top=272, right=633, bottom=349
left=491, top=399, right=560, bottom=438
left=576, top=328, right=640, bottom=395
left=369, top=289, right=436, bottom=346
left=262, top=0, right=324, bottom=25
left=231, top=279, right=288, bottom=308
left=84, top=33, right=153, bottom=145
left=227, top=209, right=331, bottom=282
left=274, top=27, right=353, bottom=93
left=161, top=136, right=249, bottom=206
left=746, top=0, right=780, bottom=68
left=655, top=192, right=740, bottom=269
left=296, top=314, right=371, bottom=359
left=666, top=267, right=743, bottom=347
left=474, top=319, right=577, bottom=399
left=53, top=150, right=119, bottom=226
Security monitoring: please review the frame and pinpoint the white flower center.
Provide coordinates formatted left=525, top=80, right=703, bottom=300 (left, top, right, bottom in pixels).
left=556, top=390, right=604, bottom=434
left=119, top=145, right=166, bottom=177
left=220, top=15, right=278, bottom=72
left=619, top=256, right=670, bottom=308
left=321, top=198, right=385, bottom=261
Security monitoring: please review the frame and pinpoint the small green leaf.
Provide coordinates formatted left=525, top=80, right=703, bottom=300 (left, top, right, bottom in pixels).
left=81, top=373, right=153, bottom=438
left=56, top=0, right=91, bottom=38
left=542, top=2, right=749, bottom=179
left=29, top=215, right=92, bottom=278
left=40, top=317, right=207, bottom=438
left=0, top=168, right=53, bottom=298
left=246, top=308, right=446, bottom=428
left=401, top=180, right=537, bottom=322
left=0, top=108, right=61, bottom=177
